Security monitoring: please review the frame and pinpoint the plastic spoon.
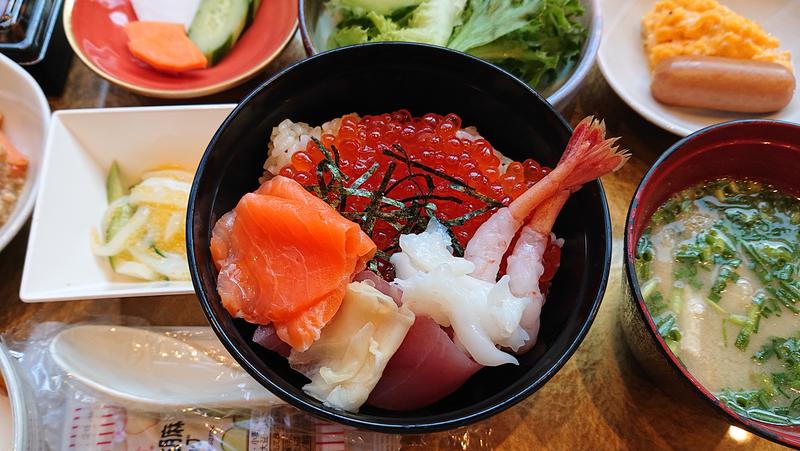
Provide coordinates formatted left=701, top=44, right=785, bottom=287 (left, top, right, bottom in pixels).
left=49, top=325, right=282, bottom=410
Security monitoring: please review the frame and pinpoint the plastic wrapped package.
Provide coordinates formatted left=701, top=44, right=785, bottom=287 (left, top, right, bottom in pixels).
left=1, top=320, right=493, bottom=450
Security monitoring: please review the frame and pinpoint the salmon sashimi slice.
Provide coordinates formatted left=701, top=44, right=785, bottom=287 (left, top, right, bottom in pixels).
left=211, top=176, right=377, bottom=351
left=0, top=130, right=27, bottom=177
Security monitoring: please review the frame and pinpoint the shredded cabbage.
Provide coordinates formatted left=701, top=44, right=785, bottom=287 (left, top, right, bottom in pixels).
left=93, top=166, right=193, bottom=282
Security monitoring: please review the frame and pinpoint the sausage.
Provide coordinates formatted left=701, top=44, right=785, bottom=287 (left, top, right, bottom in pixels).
left=650, top=56, right=796, bottom=113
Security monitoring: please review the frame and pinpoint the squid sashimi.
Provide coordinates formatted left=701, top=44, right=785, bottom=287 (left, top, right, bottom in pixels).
left=211, top=176, right=376, bottom=351
left=368, top=315, right=481, bottom=411
left=392, top=219, right=531, bottom=366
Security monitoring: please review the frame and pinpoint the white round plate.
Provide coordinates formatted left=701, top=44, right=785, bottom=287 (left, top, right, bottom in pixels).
left=598, top=0, right=800, bottom=137
left=0, top=53, right=50, bottom=252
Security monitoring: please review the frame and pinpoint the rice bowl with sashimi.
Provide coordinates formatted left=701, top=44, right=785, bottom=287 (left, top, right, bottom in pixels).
left=207, top=111, right=628, bottom=413
left=188, top=42, right=619, bottom=432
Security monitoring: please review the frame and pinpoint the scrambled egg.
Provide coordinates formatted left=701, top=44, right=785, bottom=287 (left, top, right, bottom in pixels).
left=642, top=0, right=793, bottom=70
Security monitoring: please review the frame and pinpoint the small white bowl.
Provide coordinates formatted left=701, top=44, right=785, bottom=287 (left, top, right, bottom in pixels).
left=20, top=104, right=235, bottom=302
left=0, top=53, right=50, bottom=253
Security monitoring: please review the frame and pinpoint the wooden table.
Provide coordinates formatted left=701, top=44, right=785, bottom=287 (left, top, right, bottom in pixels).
left=0, top=34, right=789, bottom=450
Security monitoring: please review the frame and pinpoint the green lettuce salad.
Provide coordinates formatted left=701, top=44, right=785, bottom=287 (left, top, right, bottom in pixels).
left=323, top=0, right=588, bottom=89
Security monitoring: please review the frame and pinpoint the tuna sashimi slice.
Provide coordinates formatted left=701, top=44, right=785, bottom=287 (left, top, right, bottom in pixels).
left=354, top=270, right=403, bottom=305
left=211, top=176, right=376, bottom=352
left=367, top=316, right=482, bottom=411
left=252, top=325, right=291, bottom=358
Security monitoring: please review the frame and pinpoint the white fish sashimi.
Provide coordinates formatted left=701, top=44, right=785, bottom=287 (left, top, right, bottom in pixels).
left=391, top=218, right=531, bottom=367
left=131, top=0, right=202, bottom=31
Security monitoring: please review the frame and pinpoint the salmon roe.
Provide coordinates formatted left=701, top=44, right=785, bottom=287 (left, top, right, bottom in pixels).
left=278, top=111, right=561, bottom=284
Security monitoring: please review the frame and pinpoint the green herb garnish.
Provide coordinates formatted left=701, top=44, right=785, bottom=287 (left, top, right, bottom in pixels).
left=720, top=335, right=800, bottom=425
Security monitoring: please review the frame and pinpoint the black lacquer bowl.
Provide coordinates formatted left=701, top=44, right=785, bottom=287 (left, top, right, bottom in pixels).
left=187, top=42, right=612, bottom=433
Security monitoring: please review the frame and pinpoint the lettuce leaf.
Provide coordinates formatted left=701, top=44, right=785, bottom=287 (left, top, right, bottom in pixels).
left=327, top=0, right=465, bottom=47
left=453, top=0, right=586, bottom=88
left=378, top=0, right=467, bottom=45
left=448, top=0, right=541, bottom=52
left=327, top=0, right=586, bottom=90
left=329, top=26, right=371, bottom=47
left=335, top=0, right=423, bottom=15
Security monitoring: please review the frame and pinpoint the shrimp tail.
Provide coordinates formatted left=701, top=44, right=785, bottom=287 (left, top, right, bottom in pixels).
left=465, top=116, right=629, bottom=284
left=526, top=190, right=570, bottom=236
left=509, top=116, right=629, bottom=221
left=559, top=117, right=629, bottom=189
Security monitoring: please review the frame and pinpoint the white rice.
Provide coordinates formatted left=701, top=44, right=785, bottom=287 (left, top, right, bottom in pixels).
left=263, top=116, right=350, bottom=176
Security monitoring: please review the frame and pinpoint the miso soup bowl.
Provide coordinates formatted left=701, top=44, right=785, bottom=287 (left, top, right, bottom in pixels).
left=188, top=42, right=612, bottom=433
left=622, top=119, right=800, bottom=447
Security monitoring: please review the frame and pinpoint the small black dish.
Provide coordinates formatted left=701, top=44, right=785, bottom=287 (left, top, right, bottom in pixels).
left=0, top=0, right=71, bottom=95
left=187, top=42, right=612, bottom=433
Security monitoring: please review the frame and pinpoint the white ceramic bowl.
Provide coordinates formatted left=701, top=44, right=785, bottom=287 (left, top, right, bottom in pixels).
left=20, top=104, right=234, bottom=302
left=0, top=53, right=50, bottom=253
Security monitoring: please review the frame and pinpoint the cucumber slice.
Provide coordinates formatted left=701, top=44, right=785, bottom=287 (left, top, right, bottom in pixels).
left=249, top=0, right=261, bottom=23
left=188, top=0, right=250, bottom=65
left=106, top=161, right=127, bottom=203
left=106, top=203, right=134, bottom=271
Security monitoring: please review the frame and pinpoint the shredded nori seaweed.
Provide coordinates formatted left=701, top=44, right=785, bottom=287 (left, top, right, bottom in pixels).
left=303, top=140, right=503, bottom=272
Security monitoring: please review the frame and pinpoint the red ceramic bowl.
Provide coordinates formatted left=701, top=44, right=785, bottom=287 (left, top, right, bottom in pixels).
left=622, top=120, right=800, bottom=447
left=64, top=0, right=297, bottom=98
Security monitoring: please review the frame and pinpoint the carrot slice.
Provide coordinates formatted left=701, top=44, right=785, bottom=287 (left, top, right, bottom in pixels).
left=124, top=21, right=208, bottom=73
left=0, top=130, right=27, bottom=177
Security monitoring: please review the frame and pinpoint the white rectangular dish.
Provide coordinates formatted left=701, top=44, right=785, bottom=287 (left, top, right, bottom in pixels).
left=20, top=104, right=235, bottom=302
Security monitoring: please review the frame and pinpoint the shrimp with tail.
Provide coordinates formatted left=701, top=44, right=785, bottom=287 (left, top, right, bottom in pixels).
left=464, top=117, right=630, bottom=352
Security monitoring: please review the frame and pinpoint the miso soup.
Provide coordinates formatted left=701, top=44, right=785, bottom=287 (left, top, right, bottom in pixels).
left=636, top=178, right=800, bottom=424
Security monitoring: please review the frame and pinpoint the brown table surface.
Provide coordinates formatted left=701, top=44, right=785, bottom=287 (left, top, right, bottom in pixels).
left=0, top=34, right=790, bottom=450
